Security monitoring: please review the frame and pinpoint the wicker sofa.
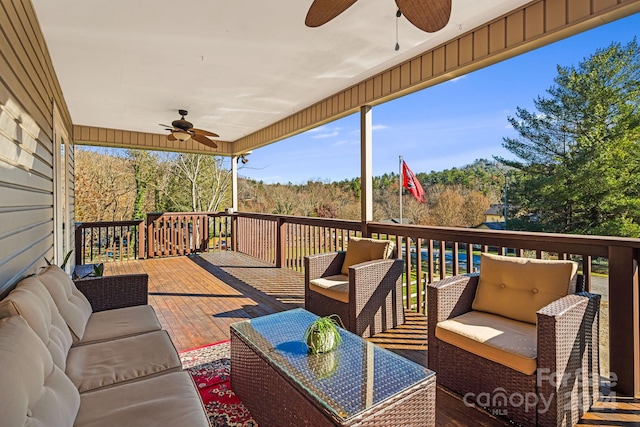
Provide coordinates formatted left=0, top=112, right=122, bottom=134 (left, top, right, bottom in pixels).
left=305, top=237, right=404, bottom=338
left=0, top=265, right=209, bottom=427
left=427, top=253, right=600, bottom=427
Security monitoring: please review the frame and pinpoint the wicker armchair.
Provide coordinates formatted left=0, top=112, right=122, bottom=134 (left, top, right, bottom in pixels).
left=73, top=274, right=149, bottom=312
left=304, top=251, right=404, bottom=338
left=427, top=256, right=600, bottom=427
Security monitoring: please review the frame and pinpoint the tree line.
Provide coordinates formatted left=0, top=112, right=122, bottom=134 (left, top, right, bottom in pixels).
left=75, top=40, right=640, bottom=237
left=75, top=150, right=231, bottom=222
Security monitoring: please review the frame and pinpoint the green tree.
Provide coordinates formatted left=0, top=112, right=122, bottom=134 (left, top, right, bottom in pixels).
left=127, top=150, right=157, bottom=220
left=163, top=153, right=231, bottom=212
left=499, top=39, right=640, bottom=236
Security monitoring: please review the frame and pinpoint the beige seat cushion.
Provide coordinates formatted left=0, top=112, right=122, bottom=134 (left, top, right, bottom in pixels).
left=472, top=253, right=578, bottom=324
left=309, top=274, right=349, bottom=303
left=77, top=305, right=162, bottom=346
left=341, top=237, right=395, bottom=275
left=0, top=316, right=80, bottom=427
left=38, top=265, right=93, bottom=341
left=0, top=276, right=73, bottom=370
left=76, top=371, right=209, bottom=427
left=436, top=310, right=537, bottom=375
left=66, top=330, right=182, bottom=393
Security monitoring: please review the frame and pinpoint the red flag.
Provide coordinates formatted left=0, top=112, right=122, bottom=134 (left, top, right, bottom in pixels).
left=402, top=161, right=427, bottom=203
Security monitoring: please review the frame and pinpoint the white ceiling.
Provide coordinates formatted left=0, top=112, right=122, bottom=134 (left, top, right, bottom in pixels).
left=32, top=0, right=532, bottom=142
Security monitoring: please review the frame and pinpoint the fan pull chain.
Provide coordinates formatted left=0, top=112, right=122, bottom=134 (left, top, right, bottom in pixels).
left=395, top=9, right=401, bottom=51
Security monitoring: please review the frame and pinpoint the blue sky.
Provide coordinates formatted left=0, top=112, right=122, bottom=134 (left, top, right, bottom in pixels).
left=240, top=13, right=640, bottom=184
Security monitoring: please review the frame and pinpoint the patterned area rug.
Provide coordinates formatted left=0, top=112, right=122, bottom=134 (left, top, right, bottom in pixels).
left=180, top=341, right=258, bottom=427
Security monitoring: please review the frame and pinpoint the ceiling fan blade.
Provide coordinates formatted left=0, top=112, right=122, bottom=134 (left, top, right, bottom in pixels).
left=159, top=123, right=174, bottom=128
left=167, top=133, right=177, bottom=141
left=396, top=0, right=451, bottom=32
left=305, top=0, right=358, bottom=27
left=191, top=128, right=219, bottom=138
left=192, top=133, right=218, bottom=149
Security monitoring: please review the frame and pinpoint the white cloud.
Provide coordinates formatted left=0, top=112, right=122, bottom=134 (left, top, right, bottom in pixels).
left=312, top=131, right=339, bottom=139
left=331, top=139, right=358, bottom=147
left=448, top=76, right=467, bottom=83
left=372, top=124, right=389, bottom=131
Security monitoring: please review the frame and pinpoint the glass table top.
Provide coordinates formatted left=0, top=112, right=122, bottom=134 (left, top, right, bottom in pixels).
left=231, top=308, right=434, bottom=422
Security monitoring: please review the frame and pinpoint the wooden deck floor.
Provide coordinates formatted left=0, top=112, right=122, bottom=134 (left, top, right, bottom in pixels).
left=106, top=253, right=640, bottom=426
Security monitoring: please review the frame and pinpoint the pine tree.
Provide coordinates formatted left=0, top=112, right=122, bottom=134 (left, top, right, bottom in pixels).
left=499, top=39, right=640, bottom=236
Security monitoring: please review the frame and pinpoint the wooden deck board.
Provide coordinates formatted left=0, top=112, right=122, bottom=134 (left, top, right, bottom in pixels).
left=104, top=253, right=640, bottom=426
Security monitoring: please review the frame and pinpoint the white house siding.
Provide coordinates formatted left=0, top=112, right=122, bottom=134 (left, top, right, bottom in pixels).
left=0, top=0, right=73, bottom=296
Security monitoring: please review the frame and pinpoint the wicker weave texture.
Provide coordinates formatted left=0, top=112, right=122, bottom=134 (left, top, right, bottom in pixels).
left=426, top=274, right=478, bottom=373
left=537, top=293, right=601, bottom=427
left=427, top=273, right=601, bottom=427
left=305, top=252, right=404, bottom=338
left=230, top=330, right=435, bottom=426
left=74, top=274, right=149, bottom=312
left=438, top=340, right=538, bottom=426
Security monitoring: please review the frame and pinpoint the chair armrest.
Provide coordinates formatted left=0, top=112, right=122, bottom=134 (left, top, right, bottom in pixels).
left=537, top=291, right=601, bottom=369
left=349, top=258, right=404, bottom=306
left=304, top=252, right=346, bottom=280
left=426, top=274, right=478, bottom=371
left=537, top=292, right=601, bottom=424
left=427, top=274, right=479, bottom=324
left=74, top=274, right=149, bottom=312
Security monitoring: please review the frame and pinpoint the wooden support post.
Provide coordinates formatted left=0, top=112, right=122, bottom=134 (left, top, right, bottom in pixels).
left=360, top=105, right=372, bottom=223
left=608, top=245, right=639, bottom=396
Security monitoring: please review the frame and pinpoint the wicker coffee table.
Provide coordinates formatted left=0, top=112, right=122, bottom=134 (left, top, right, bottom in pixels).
left=230, top=308, right=435, bottom=426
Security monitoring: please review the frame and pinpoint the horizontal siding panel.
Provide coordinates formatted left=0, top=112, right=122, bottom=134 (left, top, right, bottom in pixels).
left=0, top=208, right=53, bottom=240
left=0, top=233, right=51, bottom=296
left=1, top=2, right=52, bottom=104
left=0, top=221, right=51, bottom=261
left=0, top=119, right=53, bottom=169
left=0, top=184, right=52, bottom=207
left=0, top=31, right=50, bottom=136
left=0, top=159, right=52, bottom=192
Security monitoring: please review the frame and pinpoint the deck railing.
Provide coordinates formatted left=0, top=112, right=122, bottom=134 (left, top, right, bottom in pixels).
left=74, top=220, right=144, bottom=264
left=75, top=211, right=640, bottom=396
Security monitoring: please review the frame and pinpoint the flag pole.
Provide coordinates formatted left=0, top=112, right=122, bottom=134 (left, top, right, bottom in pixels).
left=399, top=155, right=403, bottom=225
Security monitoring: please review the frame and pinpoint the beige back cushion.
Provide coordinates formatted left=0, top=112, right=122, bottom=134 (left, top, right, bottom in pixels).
left=341, top=237, right=395, bottom=275
left=0, top=277, right=73, bottom=370
left=472, top=253, right=578, bottom=324
left=0, top=316, right=79, bottom=427
left=38, top=265, right=93, bottom=341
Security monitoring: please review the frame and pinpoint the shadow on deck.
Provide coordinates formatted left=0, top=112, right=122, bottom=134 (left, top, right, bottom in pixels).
left=105, top=252, right=640, bottom=427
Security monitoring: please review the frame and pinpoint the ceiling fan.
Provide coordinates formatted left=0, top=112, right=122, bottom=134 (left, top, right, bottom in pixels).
left=160, top=110, right=219, bottom=149
left=305, top=0, right=452, bottom=33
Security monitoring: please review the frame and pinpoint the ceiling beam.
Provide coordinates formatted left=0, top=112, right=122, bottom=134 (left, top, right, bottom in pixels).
left=73, top=125, right=235, bottom=156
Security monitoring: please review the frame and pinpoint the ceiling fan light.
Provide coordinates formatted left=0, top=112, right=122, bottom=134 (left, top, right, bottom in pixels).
left=172, top=129, right=192, bottom=142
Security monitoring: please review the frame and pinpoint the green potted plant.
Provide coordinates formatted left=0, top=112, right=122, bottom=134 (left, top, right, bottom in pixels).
left=303, top=314, right=343, bottom=354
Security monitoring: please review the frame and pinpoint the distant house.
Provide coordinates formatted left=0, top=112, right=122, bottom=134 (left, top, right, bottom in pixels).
left=484, top=204, right=505, bottom=224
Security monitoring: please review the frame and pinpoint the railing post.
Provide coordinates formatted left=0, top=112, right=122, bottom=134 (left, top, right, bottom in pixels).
left=608, top=245, right=640, bottom=396
left=147, top=219, right=154, bottom=258
left=74, top=223, right=83, bottom=265
left=275, top=217, right=286, bottom=268
left=361, top=221, right=370, bottom=238
left=137, top=220, right=146, bottom=259
left=231, top=214, right=238, bottom=252
left=203, top=215, right=210, bottom=252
